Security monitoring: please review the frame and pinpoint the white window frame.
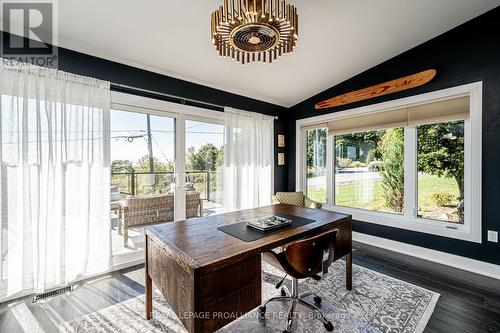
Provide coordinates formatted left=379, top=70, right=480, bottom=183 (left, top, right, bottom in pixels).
left=110, top=91, right=233, bottom=265
left=296, top=82, right=482, bottom=243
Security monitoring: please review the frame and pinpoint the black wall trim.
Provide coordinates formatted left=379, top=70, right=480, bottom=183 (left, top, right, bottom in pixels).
left=287, top=7, right=500, bottom=266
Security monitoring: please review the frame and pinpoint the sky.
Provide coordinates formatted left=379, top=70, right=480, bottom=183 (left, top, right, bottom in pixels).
left=110, top=109, right=224, bottom=165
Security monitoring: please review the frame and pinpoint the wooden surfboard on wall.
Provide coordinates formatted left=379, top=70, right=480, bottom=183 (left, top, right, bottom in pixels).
left=314, top=69, right=437, bottom=110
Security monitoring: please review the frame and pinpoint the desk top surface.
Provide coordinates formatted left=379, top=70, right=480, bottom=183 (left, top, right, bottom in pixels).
left=146, top=204, right=351, bottom=271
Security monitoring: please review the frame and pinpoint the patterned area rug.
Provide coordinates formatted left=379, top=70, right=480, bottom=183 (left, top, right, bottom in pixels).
left=60, top=261, right=439, bottom=333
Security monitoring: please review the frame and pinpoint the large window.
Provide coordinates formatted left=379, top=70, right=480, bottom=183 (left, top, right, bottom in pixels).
left=334, top=128, right=404, bottom=214
left=306, top=128, right=327, bottom=203
left=417, top=121, right=464, bottom=224
left=334, top=123, right=464, bottom=224
left=298, top=83, right=482, bottom=243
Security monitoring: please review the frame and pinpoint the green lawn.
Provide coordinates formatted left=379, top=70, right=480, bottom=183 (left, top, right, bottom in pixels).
left=417, top=174, right=459, bottom=208
left=307, top=187, right=327, bottom=204
left=335, top=180, right=386, bottom=211
left=307, top=174, right=460, bottom=220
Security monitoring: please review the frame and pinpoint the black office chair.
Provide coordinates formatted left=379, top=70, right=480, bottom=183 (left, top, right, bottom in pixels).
left=259, top=229, right=338, bottom=332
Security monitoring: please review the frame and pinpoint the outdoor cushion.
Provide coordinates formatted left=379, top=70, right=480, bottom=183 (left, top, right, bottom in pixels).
left=275, top=192, right=305, bottom=206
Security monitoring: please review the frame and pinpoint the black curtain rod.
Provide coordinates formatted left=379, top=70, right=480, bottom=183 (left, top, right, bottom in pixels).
left=110, top=83, right=224, bottom=112
left=110, top=83, right=278, bottom=119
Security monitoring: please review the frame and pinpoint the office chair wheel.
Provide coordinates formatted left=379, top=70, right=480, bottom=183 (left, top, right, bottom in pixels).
left=258, top=306, right=266, bottom=319
left=281, top=287, right=287, bottom=296
left=313, top=295, right=322, bottom=305
left=324, top=321, right=334, bottom=332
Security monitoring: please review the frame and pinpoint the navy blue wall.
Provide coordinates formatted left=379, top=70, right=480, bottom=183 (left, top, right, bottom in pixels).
left=287, top=7, right=500, bottom=265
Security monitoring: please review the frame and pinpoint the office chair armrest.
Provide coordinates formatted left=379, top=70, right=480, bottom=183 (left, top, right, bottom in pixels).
left=305, top=197, right=322, bottom=209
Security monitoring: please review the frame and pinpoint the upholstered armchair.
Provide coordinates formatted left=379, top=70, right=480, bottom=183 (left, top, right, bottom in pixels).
left=272, top=191, right=322, bottom=209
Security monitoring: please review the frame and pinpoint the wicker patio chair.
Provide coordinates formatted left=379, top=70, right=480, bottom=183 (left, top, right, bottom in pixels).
left=118, top=192, right=203, bottom=247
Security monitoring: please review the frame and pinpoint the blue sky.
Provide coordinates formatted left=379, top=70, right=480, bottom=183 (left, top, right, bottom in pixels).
left=110, top=110, right=224, bottom=165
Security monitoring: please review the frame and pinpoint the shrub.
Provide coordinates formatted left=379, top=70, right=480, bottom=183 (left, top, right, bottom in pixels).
left=366, top=148, right=383, bottom=164
left=432, top=192, right=455, bottom=207
left=380, top=129, right=405, bottom=212
left=337, top=158, right=352, bottom=168
left=351, top=161, right=366, bottom=168
left=368, top=160, right=383, bottom=172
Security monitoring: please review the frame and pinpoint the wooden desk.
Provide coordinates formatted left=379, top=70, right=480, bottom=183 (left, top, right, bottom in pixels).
left=145, top=204, right=352, bottom=333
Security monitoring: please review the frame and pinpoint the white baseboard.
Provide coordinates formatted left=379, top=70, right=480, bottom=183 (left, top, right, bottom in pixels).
left=353, top=232, right=500, bottom=281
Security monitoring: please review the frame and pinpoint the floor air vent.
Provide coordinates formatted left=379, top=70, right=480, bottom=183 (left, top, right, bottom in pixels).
left=32, top=285, right=76, bottom=303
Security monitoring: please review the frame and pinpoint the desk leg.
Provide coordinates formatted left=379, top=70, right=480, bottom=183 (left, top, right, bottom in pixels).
left=146, top=272, right=153, bottom=319
left=346, top=251, right=352, bottom=291
left=145, top=235, right=153, bottom=320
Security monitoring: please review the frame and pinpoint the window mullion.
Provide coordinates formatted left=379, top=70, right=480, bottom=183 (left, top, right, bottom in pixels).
left=301, top=130, right=307, bottom=193
left=403, top=127, right=417, bottom=220
left=326, top=134, right=334, bottom=205
left=175, top=115, right=186, bottom=222
left=463, top=119, right=472, bottom=232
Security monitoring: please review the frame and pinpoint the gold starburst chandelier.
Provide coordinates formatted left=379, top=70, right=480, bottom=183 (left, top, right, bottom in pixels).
left=211, top=0, right=298, bottom=65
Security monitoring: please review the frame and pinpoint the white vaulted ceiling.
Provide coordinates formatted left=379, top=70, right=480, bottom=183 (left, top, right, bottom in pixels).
left=4, top=0, right=499, bottom=107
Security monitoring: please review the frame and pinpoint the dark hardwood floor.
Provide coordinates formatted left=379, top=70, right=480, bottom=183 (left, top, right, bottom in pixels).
left=0, top=242, right=499, bottom=332
left=351, top=243, right=500, bottom=333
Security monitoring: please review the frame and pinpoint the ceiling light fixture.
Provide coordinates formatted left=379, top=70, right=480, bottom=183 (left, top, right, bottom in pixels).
left=211, top=0, right=298, bottom=65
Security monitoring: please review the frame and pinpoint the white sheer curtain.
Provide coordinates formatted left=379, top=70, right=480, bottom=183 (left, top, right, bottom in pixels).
left=0, top=63, right=111, bottom=300
left=224, top=107, right=274, bottom=210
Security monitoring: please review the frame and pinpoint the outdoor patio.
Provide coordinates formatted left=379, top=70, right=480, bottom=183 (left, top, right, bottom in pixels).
left=111, top=199, right=228, bottom=257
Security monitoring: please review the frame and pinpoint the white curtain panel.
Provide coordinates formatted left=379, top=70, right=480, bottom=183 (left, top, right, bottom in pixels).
left=0, top=63, right=111, bottom=300
left=224, top=107, right=274, bottom=210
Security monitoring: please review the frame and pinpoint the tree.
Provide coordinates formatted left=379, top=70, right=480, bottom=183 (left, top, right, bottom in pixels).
left=164, top=159, right=175, bottom=172
left=307, top=129, right=382, bottom=167
left=379, top=128, right=405, bottom=212
left=216, top=146, right=224, bottom=168
left=135, top=155, right=173, bottom=172
left=111, top=160, right=134, bottom=173
left=334, top=131, right=383, bottom=149
left=187, top=143, right=222, bottom=171
left=417, top=121, right=464, bottom=220
left=307, top=129, right=327, bottom=168
left=334, top=130, right=384, bottom=163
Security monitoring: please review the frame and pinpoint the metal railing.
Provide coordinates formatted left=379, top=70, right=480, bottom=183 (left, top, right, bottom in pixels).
left=111, top=170, right=221, bottom=201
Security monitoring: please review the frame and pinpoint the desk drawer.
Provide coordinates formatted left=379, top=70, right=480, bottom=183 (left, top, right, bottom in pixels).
left=195, top=255, right=261, bottom=306
left=196, top=280, right=261, bottom=332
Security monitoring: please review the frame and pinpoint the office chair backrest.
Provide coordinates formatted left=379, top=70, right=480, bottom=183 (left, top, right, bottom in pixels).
left=285, top=229, right=338, bottom=276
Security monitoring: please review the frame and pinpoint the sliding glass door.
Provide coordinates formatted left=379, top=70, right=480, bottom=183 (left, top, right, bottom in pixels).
left=109, top=98, right=228, bottom=263
left=110, top=109, right=176, bottom=259
left=185, top=119, right=227, bottom=217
